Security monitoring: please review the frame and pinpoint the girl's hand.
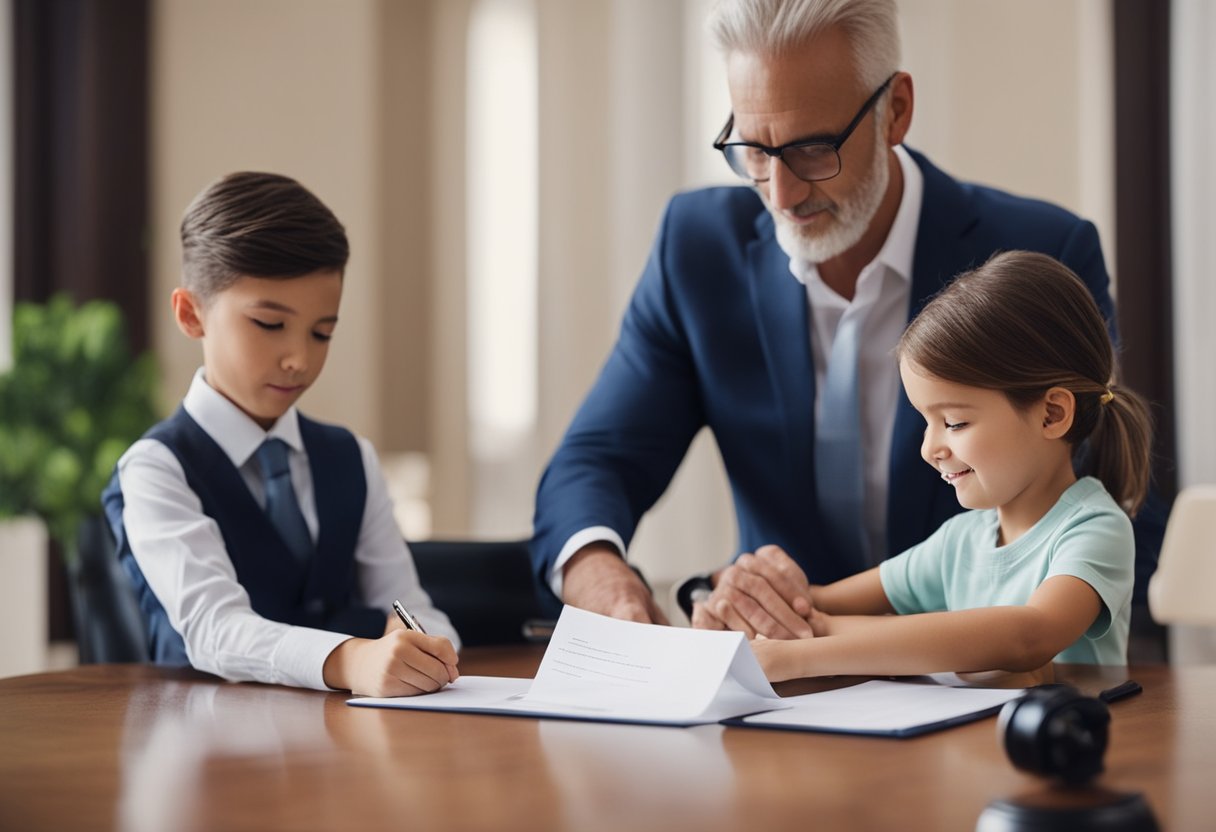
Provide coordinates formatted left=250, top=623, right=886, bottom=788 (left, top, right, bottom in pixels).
left=324, top=630, right=459, bottom=697
left=749, top=636, right=801, bottom=683
left=955, top=662, right=1055, bottom=689
left=806, top=605, right=832, bottom=637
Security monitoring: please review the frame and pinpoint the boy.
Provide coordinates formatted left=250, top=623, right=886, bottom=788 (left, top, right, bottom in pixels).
left=103, top=172, right=459, bottom=696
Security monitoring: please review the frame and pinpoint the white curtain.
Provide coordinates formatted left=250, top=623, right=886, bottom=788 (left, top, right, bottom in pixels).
left=1168, top=0, right=1216, bottom=663
left=1171, top=0, right=1216, bottom=488
left=0, top=0, right=14, bottom=372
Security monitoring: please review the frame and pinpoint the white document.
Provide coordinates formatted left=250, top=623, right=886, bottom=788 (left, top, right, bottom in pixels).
left=348, top=605, right=787, bottom=726
left=731, top=679, right=1024, bottom=737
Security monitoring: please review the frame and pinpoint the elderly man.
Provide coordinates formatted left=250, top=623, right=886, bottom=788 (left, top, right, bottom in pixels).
left=531, top=0, right=1160, bottom=637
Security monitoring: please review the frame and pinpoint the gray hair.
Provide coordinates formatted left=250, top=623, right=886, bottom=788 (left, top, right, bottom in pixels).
left=708, top=0, right=900, bottom=89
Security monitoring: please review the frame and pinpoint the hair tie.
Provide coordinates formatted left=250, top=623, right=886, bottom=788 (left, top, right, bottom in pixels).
left=1099, top=388, right=1115, bottom=406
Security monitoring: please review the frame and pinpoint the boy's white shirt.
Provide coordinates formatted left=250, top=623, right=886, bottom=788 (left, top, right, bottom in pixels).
left=117, top=368, right=460, bottom=691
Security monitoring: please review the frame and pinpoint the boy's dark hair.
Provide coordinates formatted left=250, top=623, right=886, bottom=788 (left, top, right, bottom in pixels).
left=897, top=250, right=1153, bottom=516
left=180, top=172, right=349, bottom=298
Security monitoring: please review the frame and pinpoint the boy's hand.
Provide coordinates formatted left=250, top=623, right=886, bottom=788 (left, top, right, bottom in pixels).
left=324, top=630, right=459, bottom=697
left=383, top=613, right=405, bottom=636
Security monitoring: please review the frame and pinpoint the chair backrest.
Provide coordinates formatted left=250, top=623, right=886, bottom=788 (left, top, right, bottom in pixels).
left=72, top=515, right=148, bottom=663
left=1148, top=485, right=1216, bottom=626
left=409, top=539, right=549, bottom=646
left=71, top=527, right=547, bottom=657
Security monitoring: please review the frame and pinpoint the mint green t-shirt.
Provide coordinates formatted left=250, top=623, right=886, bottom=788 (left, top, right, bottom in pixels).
left=878, top=477, right=1133, bottom=664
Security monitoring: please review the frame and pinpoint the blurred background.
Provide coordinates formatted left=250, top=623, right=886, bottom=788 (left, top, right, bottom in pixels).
left=1, top=0, right=1212, bottom=672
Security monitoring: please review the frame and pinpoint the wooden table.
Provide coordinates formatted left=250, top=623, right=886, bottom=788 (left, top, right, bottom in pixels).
left=0, top=650, right=1211, bottom=831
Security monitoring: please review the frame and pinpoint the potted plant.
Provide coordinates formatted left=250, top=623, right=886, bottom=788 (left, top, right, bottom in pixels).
left=0, top=294, right=159, bottom=666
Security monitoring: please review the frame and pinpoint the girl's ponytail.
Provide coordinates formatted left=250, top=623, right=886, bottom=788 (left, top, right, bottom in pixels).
left=1086, top=382, right=1153, bottom=516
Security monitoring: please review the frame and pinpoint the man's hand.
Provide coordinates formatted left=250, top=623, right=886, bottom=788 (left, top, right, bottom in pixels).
left=691, top=544, right=816, bottom=639
left=562, top=543, right=669, bottom=624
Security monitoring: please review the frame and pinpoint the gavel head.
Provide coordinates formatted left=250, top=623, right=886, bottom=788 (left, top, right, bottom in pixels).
left=997, top=685, right=1111, bottom=785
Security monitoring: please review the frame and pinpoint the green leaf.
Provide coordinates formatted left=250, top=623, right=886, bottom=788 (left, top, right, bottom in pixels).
left=0, top=293, right=161, bottom=557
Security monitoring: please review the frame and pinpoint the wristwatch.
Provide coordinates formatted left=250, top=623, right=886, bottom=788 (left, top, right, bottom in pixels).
left=675, top=573, right=715, bottom=620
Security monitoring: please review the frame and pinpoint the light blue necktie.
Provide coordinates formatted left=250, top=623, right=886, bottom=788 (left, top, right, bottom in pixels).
left=813, top=310, right=869, bottom=569
left=255, top=438, right=313, bottom=564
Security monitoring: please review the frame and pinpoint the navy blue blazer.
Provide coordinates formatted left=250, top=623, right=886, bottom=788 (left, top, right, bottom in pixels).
left=532, top=149, right=1161, bottom=610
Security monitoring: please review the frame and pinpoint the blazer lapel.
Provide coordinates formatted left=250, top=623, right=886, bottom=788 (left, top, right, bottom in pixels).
left=746, top=212, right=816, bottom=477
left=905, top=148, right=980, bottom=319
left=887, top=150, right=980, bottom=553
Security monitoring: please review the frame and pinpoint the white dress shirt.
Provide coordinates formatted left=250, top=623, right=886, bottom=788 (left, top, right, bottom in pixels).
left=549, top=146, right=924, bottom=593
left=117, top=369, right=459, bottom=691
left=789, top=144, right=923, bottom=564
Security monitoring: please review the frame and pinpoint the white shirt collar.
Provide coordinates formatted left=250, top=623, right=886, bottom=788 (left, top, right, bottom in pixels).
left=875, top=144, right=922, bottom=284
left=181, top=367, right=304, bottom=468
left=787, top=144, right=923, bottom=293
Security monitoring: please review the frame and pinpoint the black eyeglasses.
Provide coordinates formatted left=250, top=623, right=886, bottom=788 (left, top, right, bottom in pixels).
left=712, top=73, right=896, bottom=184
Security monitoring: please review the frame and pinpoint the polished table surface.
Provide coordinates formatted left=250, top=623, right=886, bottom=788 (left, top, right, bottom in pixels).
left=0, top=649, right=1212, bottom=832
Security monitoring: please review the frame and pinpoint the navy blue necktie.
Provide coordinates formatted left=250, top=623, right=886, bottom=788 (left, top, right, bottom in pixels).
left=255, top=438, right=313, bottom=564
left=813, top=310, right=869, bottom=568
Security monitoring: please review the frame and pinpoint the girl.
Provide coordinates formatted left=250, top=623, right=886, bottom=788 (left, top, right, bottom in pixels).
left=751, top=250, right=1153, bottom=682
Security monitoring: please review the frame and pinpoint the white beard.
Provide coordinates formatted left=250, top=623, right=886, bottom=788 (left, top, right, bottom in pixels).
left=768, top=125, right=891, bottom=265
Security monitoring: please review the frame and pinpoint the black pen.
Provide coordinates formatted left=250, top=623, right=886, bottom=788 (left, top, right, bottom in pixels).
left=392, top=599, right=427, bottom=634
left=1098, top=679, right=1142, bottom=704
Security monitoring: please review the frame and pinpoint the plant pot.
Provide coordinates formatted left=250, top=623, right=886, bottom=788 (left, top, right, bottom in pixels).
left=0, top=516, right=49, bottom=677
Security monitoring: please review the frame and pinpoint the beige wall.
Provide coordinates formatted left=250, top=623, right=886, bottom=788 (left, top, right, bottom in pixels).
left=901, top=0, right=1114, bottom=269
left=150, top=1, right=1115, bottom=586
left=152, top=0, right=474, bottom=529
left=153, top=0, right=386, bottom=443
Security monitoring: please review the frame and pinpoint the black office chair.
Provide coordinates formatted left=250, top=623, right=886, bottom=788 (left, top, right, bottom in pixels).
left=71, top=515, right=148, bottom=663
left=69, top=526, right=546, bottom=657
left=409, top=539, right=551, bottom=646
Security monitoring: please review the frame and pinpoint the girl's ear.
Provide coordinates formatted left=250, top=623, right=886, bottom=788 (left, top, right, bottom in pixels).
left=1041, top=387, right=1076, bottom=439
left=172, top=288, right=206, bottom=339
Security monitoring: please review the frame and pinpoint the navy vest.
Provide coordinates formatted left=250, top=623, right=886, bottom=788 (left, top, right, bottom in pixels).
left=101, top=407, right=386, bottom=665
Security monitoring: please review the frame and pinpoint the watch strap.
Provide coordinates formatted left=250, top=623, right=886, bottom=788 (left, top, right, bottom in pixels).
left=675, top=573, right=714, bottom=620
